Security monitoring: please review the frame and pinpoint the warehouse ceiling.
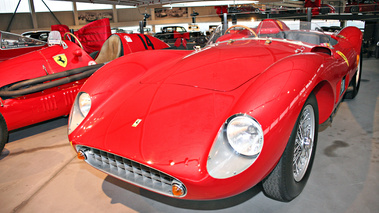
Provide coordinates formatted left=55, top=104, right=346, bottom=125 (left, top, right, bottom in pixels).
left=56, top=0, right=280, bottom=7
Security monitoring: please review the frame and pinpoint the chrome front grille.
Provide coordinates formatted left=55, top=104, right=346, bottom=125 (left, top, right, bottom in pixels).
left=77, top=146, right=186, bottom=197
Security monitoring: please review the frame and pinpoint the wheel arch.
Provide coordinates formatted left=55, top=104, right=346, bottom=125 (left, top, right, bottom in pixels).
left=228, top=53, right=329, bottom=185
left=312, top=80, right=335, bottom=124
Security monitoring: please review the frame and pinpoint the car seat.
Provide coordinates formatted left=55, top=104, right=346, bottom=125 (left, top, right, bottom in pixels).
left=95, top=35, right=123, bottom=64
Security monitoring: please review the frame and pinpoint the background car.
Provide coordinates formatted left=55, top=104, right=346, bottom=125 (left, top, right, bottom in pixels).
left=68, top=19, right=362, bottom=202
left=154, top=26, right=207, bottom=49
left=0, top=31, right=47, bottom=62
left=0, top=19, right=111, bottom=63
left=344, top=0, right=379, bottom=13
left=0, top=31, right=169, bottom=153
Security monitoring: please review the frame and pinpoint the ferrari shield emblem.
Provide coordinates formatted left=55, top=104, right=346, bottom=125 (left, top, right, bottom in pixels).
left=132, top=119, right=142, bottom=127
left=53, top=54, right=67, bottom=67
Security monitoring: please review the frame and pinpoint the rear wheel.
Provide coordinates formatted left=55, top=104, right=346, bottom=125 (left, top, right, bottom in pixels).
left=0, top=113, right=8, bottom=153
left=262, top=93, right=319, bottom=202
left=344, top=54, right=362, bottom=99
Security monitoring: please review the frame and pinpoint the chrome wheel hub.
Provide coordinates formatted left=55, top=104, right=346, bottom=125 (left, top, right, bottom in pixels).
left=293, top=105, right=315, bottom=182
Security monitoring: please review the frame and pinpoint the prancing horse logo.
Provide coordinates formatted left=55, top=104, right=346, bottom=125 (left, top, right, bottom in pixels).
left=53, top=54, right=67, bottom=67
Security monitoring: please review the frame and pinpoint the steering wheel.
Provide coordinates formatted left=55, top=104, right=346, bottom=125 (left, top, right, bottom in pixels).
left=225, top=25, right=258, bottom=38
left=63, top=32, right=83, bottom=49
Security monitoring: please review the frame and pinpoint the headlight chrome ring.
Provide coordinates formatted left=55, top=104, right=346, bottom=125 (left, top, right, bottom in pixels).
left=225, top=114, right=263, bottom=157
left=207, top=113, right=264, bottom=179
left=78, top=92, right=91, bottom=117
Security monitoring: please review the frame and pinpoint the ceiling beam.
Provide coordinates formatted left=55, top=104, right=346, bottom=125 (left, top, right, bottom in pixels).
left=29, top=0, right=39, bottom=29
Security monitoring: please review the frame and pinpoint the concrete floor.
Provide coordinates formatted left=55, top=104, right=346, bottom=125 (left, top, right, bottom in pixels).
left=1, top=58, right=378, bottom=213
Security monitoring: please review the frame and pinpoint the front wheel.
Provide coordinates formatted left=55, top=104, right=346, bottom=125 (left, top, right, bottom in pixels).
left=262, top=93, right=319, bottom=202
left=0, top=113, right=8, bottom=153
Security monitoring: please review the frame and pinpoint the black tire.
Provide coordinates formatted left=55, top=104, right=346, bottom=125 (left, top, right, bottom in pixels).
left=0, top=113, right=8, bottom=153
left=344, top=54, right=362, bottom=99
left=350, top=6, right=359, bottom=14
left=262, top=93, right=319, bottom=202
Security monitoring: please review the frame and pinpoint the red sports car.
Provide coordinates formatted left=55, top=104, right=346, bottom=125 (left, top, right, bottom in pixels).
left=0, top=33, right=169, bottom=153
left=68, top=19, right=362, bottom=201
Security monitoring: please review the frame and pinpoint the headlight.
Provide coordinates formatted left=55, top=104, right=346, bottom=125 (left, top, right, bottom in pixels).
left=68, top=92, right=91, bottom=135
left=207, top=114, right=264, bottom=179
left=226, top=115, right=263, bottom=156
left=78, top=92, right=91, bottom=117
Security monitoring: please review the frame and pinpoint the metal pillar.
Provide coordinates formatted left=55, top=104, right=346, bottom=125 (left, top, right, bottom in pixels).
left=222, top=13, right=228, bottom=34
left=139, top=21, right=144, bottom=34
left=306, top=7, right=312, bottom=22
left=73, top=2, right=79, bottom=26
left=112, top=5, right=118, bottom=23
left=29, top=0, right=38, bottom=29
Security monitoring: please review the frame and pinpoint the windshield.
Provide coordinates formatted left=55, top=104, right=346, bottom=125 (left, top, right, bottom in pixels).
left=0, top=31, right=46, bottom=50
left=207, top=19, right=337, bottom=47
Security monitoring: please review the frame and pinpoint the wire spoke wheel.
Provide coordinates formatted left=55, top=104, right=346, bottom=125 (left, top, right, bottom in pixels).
left=262, top=93, right=318, bottom=202
left=293, top=105, right=315, bottom=182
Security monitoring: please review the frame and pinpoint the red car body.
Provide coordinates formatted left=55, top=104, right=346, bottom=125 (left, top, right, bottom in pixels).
left=0, top=19, right=112, bottom=63
left=0, top=31, right=47, bottom=62
left=344, top=0, right=379, bottom=13
left=68, top=19, right=362, bottom=201
left=0, top=33, right=169, bottom=152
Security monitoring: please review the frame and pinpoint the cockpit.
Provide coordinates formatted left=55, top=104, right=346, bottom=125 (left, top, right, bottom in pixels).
left=0, top=31, right=46, bottom=50
left=208, top=19, right=338, bottom=47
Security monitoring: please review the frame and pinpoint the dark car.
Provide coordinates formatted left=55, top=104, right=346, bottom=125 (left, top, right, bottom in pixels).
left=344, top=0, right=379, bottom=13
left=154, top=26, right=207, bottom=49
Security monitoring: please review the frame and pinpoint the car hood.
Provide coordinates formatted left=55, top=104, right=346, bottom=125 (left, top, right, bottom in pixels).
left=140, top=39, right=295, bottom=91
left=75, top=40, right=297, bottom=178
left=77, top=81, right=237, bottom=179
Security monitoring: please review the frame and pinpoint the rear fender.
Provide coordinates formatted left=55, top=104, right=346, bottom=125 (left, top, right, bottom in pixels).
left=337, top=26, right=363, bottom=54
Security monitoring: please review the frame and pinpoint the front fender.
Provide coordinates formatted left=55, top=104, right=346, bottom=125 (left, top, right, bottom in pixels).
left=230, top=53, right=328, bottom=178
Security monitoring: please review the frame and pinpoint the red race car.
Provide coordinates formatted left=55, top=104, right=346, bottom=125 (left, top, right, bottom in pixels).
left=0, top=32, right=169, bottom=153
left=68, top=19, right=362, bottom=202
left=345, top=0, right=379, bottom=13
left=0, top=31, right=47, bottom=62
left=0, top=18, right=111, bottom=63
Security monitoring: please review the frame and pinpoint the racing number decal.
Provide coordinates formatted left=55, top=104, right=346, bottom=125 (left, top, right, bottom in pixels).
left=53, top=54, right=67, bottom=67
left=137, top=35, right=155, bottom=50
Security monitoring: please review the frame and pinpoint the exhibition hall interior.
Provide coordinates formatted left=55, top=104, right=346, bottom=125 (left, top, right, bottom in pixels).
left=0, top=0, right=378, bottom=212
